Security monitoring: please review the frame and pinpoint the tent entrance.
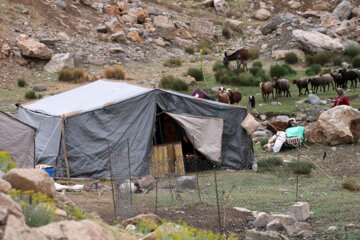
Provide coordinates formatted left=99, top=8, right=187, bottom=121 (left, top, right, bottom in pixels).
left=152, top=108, right=224, bottom=173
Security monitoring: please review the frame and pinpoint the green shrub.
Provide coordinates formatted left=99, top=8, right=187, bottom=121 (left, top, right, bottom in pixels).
left=306, top=64, right=321, bottom=76
left=333, top=56, right=343, bottom=66
left=64, top=205, right=86, bottom=221
left=248, top=47, right=260, bottom=60
left=288, top=161, right=315, bottom=175
left=17, top=78, right=27, bottom=87
left=322, top=68, right=331, bottom=74
left=281, top=64, right=297, bottom=75
left=260, top=138, right=268, bottom=147
left=171, top=79, right=188, bottom=91
left=249, top=67, right=260, bottom=76
left=163, top=58, right=182, bottom=67
left=159, top=75, right=176, bottom=89
left=313, top=50, right=332, bottom=66
left=215, top=68, right=231, bottom=84
left=252, top=61, right=263, bottom=69
left=258, top=157, right=283, bottom=168
left=222, top=26, right=231, bottom=39
left=305, top=55, right=314, bottom=66
left=198, top=39, right=213, bottom=54
left=25, top=91, right=37, bottom=100
left=270, top=64, right=286, bottom=78
left=212, top=61, right=225, bottom=72
left=184, top=46, right=195, bottom=55
left=344, top=45, right=360, bottom=58
left=0, top=151, right=17, bottom=173
left=352, top=55, right=360, bottom=68
left=135, top=218, right=159, bottom=235
left=256, top=69, right=271, bottom=82
left=230, top=72, right=259, bottom=86
left=187, top=68, right=204, bottom=81
left=284, top=52, right=298, bottom=64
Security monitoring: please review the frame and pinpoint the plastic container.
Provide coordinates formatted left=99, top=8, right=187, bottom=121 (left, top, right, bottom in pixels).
left=43, top=168, right=55, bottom=178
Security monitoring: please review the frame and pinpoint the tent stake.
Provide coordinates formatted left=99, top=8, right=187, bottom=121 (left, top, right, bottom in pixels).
left=61, top=115, right=70, bottom=181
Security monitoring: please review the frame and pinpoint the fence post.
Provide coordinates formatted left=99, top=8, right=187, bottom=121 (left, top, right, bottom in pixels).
left=127, top=139, right=133, bottom=206
left=193, top=135, right=202, bottom=203
left=296, top=152, right=300, bottom=202
left=213, top=164, right=222, bottom=234
left=107, top=142, right=117, bottom=220
left=155, top=177, right=158, bottom=214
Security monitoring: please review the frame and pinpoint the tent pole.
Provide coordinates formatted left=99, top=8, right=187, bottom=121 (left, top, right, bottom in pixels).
left=61, top=115, right=70, bottom=181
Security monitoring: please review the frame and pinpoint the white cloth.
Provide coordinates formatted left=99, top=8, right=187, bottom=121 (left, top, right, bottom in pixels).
left=273, top=131, right=286, bottom=153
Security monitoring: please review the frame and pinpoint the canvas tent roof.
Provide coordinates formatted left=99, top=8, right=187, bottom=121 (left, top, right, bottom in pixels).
left=23, top=80, right=151, bottom=116
left=0, top=111, right=35, bottom=168
left=17, top=80, right=254, bottom=178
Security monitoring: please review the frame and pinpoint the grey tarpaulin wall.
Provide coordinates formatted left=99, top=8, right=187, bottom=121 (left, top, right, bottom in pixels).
left=17, top=85, right=254, bottom=178
left=0, top=111, right=36, bottom=168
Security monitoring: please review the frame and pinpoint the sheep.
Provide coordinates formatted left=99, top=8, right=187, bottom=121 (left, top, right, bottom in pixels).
left=217, top=89, right=229, bottom=104
left=265, top=118, right=296, bottom=135
left=225, top=88, right=242, bottom=104
left=330, top=72, right=345, bottom=88
left=338, top=69, right=358, bottom=88
left=292, top=78, right=309, bottom=96
left=272, top=77, right=291, bottom=98
left=308, top=76, right=325, bottom=93
left=320, top=73, right=334, bottom=91
left=259, top=82, right=274, bottom=102
left=223, top=48, right=250, bottom=70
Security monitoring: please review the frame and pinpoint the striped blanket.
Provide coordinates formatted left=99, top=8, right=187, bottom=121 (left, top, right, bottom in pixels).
left=191, top=87, right=210, bottom=99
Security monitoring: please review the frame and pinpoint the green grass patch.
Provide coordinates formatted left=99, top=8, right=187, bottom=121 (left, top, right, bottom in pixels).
left=222, top=26, right=231, bottom=39
left=306, top=64, right=322, bottom=76
left=284, top=52, right=298, bottom=64
left=163, top=58, right=182, bottom=68
left=352, top=55, right=360, bottom=68
left=17, top=78, right=27, bottom=87
left=344, top=45, right=360, bottom=58
left=288, top=161, right=315, bottom=175
left=187, top=68, right=204, bottom=81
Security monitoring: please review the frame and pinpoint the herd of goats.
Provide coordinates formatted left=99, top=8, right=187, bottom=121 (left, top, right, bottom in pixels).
left=217, top=49, right=360, bottom=103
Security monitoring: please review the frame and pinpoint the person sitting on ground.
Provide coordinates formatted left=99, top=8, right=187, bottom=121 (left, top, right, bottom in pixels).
left=332, top=88, right=350, bottom=107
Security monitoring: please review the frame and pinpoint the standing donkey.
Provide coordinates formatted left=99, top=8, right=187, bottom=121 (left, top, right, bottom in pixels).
left=222, top=48, right=250, bottom=71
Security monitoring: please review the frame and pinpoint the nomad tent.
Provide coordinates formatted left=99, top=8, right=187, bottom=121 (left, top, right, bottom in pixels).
left=0, top=111, right=36, bottom=168
left=17, top=80, right=254, bottom=178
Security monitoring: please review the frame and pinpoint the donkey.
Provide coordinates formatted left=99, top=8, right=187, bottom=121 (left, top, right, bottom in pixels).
left=222, top=48, right=250, bottom=71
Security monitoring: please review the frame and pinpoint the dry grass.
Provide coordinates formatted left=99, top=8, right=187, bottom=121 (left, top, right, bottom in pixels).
left=163, top=58, right=182, bottom=68
left=102, top=65, right=126, bottom=80
left=342, top=181, right=360, bottom=192
left=58, top=68, right=89, bottom=83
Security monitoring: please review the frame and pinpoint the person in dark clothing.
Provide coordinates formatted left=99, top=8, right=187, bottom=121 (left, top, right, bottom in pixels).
left=332, top=88, right=350, bottom=107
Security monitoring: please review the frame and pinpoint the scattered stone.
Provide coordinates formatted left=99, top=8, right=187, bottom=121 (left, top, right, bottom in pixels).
left=254, top=9, right=271, bottom=21
left=55, top=0, right=67, bottom=9
left=96, top=25, right=107, bottom=33
left=39, top=38, right=59, bottom=46
left=135, top=8, right=149, bottom=23
left=175, top=176, right=198, bottom=190
left=272, top=49, right=305, bottom=60
left=106, top=5, right=120, bottom=16
left=125, top=224, right=136, bottom=231
left=269, top=213, right=297, bottom=227
left=106, top=18, right=123, bottom=33
left=17, top=38, right=53, bottom=60
left=153, top=16, right=174, bottom=31
left=44, top=53, right=74, bottom=74
left=285, top=222, right=312, bottom=236
left=121, top=213, right=161, bottom=227
left=153, top=37, right=166, bottom=47
left=245, top=229, right=289, bottom=240
left=289, top=1, right=301, bottom=9
left=326, top=226, right=338, bottom=231
left=296, top=230, right=314, bottom=238
left=138, top=175, right=156, bottom=192
left=305, top=94, right=321, bottom=105
left=252, top=211, right=270, bottom=228
left=333, top=0, right=354, bottom=21
left=3, top=168, right=56, bottom=198
left=309, top=106, right=360, bottom=145
left=346, top=224, right=360, bottom=230
left=127, top=31, right=144, bottom=44
left=110, top=47, right=125, bottom=53
left=224, top=19, right=244, bottom=32
left=55, top=208, right=67, bottom=220
left=172, top=37, right=192, bottom=47
left=320, top=14, right=341, bottom=28
left=175, top=28, right=192, bottom=39
left=271, top=102, right=282, bottom=105
left=261, top=13, right=298, bottom=35
left=331, top=147, right=337, bottom=151
left=260, top=115, right=267, bottom=121
left=266, top=219, right=284, bottom=231
left=275, top=115, right=290, bottom=122
left=0, top=179, right=11, bottom=194
left=111, top=31, right=127, bottom=44
left=186, top=76, right=196, bottom=86
left=288, top=202, right=310, bottom=221
left=335, top=20, right=349, bottom=35
left=233, top=207, right=252, bottom=213
left=213, top=0, right=230, bottom=16
left=293, top=30, right=344, bottom=54
left=313, top=2, right=331, bottom=11
left=33, top=84, right=47, bottom=92
left=0, top=205, right=8, bottom=225
left=0, top=192, right=24, bottom=221
left=122, top=12, right=138, bottom=25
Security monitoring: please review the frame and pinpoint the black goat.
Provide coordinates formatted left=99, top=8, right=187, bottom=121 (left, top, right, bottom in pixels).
left=330, top=72, right=346, bottom=88
left=338, top=69, right=358, bottom=88
left=223, top=49, right=250, bottom=70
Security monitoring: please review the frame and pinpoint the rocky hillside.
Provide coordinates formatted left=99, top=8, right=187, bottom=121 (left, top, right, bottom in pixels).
left=0, top=0, right=359, bottom=92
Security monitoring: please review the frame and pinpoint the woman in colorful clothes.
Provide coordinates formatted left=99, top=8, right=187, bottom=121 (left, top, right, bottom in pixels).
left=332, top=88, right=350, bottom=107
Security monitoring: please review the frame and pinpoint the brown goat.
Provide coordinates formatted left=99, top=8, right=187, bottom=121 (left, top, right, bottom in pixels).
left=259, top=82, right=274, bottom=102
left=292, top=78, right=309, bottom=96
left=226, top=88, right=242, bottom=104
left=272, top=77, right=291, bottom=98
left=265, top=118, right=296, bottom=135
left=329, top=72, right=345, bottom=88
left=223, top=49, right=250, bottom=70
left=321, top=73, right=334, bottom=91
left=217, top=90, right=229, bottom=104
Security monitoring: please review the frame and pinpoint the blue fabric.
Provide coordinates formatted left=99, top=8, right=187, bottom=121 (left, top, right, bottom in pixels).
left=286, top=126, right=305, bottom=142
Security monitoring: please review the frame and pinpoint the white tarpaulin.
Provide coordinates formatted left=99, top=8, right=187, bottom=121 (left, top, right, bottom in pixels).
left=166, top=112, right=224, bottom=163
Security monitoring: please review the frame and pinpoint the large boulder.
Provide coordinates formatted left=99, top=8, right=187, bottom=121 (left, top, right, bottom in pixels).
left=224, top=19, right=244, bottom=33
left=288, top=202, right=310, bottom=221
left=3, top=214, right=47, bottom=240
left=305, top=94, right=321, bottom=105
left=44, top=53, right=74, bottom=73
left=254, top=9, right=271, bottom=20
left=0, top=193, right=24, bottom=221
left=320, top=14, right=341, bottom=28
left=213, top=0, right=230, bottom=16
left=34, top=219, right=115, bottom=240
left=308, top=105, right=360, bottom=145
left=292, top=30, right=344, bottom=53
left=260, top=13, right=298, bottom=35
left=285, top=222, right=313, bottom=236
left=272, top=49, right=305, bottom=60
left=332, top=0, right=354, bottom=21
left=17, top=38, right=53, bottom=60
left=0, top=179, right=11, bottom=194
left=121, top=213, right=161, bottom=227
left=153, top=16, right=174, bottom=31
left=3, top=169, right=56, bottom=198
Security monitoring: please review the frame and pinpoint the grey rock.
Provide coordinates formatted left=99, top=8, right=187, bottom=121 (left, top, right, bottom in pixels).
left=44, top=53, right=74, bottom=74
left=252, top=211, right=270, bottom=228
left=341, top=62, right=350, bottom=68
left=148, top=7, right=160, bottom=16
left=175, top=176, right=198, bottom=190
left=313, top=27, right=328, bottom=34
left=288, top=202, right=310, bottom=221
left=111, top=32, right=127, bottom=44
left=327, top=226, right=338, bottom=231
left=333, top=0, right=354, bottom=21
left=260, top=115, right=267, bottom=121
left=96, top=25, right=107, bottom=33
left=261, top=13, right=298, bottom=35
left=204, top=55, right=215, bottom=61
left=55, top=0, right=67, bottom=9
left=252, top=131, right=268, bottom=138
left=296, top=230, right=315, bottom=238
left=271, top=102, right=282, bottom=105
left=276, top=115, right=290, bottom=122
left=246, top=229, right=289, bottom=240
left=73, top=51, right=86, bottom=67
left=305, top=94, right=321, bottom=105
left=266, top=219, right=284, bottom=231
left=39, top=38, right=59, bottom=46
left=33, top=84, right=47, bottom=92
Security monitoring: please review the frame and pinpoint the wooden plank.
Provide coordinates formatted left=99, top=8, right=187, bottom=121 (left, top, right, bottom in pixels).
left=166, top=144, right=175, bottom=173
left=61, top=116, right=70, bottom=181
left=174, top=143, right=185, bottom=175
left=151, top=145, right=168, bottom=177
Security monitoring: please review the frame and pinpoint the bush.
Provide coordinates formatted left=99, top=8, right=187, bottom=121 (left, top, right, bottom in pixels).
left=184, top=46, right=195, bottom=55
left=25, top=91, right=37, bottom=100
left=352, top=55, right=360, bottom=68
left=342, top=181, right=359, bottom=191
left=284, top=52, right=298, bottom=64
left=313, top=50, right=332, bottom=66
left=135, top=219, right=159, bottom=235
left=102, top=65, right=125, bottom=79
left=322, top=68, right=331, bottom=74
left=187, top=68, right=204, bottom=81
left=212, top=61, right=225, bottom=72
left=288, top=161, right=315, bottom=175
left=58, top=68, right=73, bottom=82
left=344, top=45, right=360, bottom=58
left=256, top=69, right=271, bottom=82
left=159, top=75, right=176, bottom=89
left=59, top=68, right=89, bottom=82
left=248, top=47, right=260, bottom=60
left=260, top=138, right=268, bottom=147
left=72, top=68, right=86, bottom=81
left=281, top=64, right=297, bottom=75
left=222, top=26, right=231, bottom=39
left=252, top=61, right=263, bottom=69
left=270, top=64, right=286, bottom=78
left=171, top=79, right=188, bottom=91
left=249, top=67, right=261, bottom=76
left=333, top=56, right=343, bottom=66
left=306, top=64, right=321, bottom=76
left=17, top=78, right=27, bottom=87
left=64, top=205, right=86, bottom=221
left=305, top=55, right=314, bottom=66
left=198, top=39, right=213, bottom=54
left=215, top=68, right=231, bottom=84
left=258, top=157, right=283, bottom=168
left=230, top=72, right=259, bottom=86
left=163, top=58, right=182, bottom=67
left=0, top=151, right=17, bottom=173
